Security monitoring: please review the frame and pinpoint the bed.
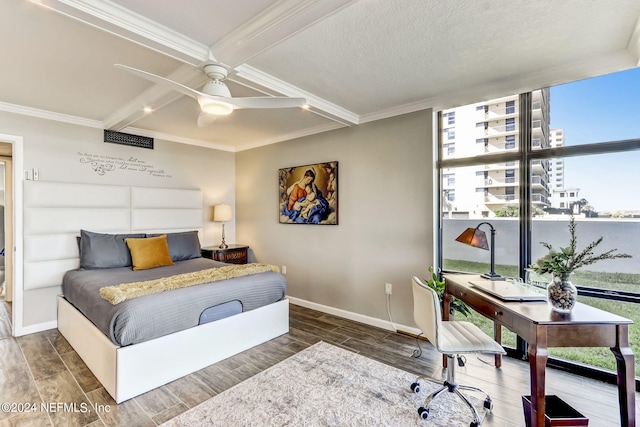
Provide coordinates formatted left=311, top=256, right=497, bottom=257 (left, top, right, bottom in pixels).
left=23, top=181, right=289, bottom=404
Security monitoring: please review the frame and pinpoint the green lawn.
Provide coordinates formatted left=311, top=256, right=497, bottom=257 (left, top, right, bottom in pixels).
left=443, top=260, right=640, bottom=376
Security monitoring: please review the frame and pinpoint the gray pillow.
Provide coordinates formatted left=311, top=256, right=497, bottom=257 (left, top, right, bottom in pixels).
left=148, top=231, right=202, bottom=262
left=80, top=230, right=145, bottom=269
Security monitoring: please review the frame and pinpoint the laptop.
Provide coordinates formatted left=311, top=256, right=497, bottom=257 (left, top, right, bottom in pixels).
left=468, top=280, right=547, bottom=302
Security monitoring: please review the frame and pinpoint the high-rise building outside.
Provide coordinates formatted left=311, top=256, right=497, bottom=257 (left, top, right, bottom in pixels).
left=547, top=128, right=582, bottom=211
left=548, top=128, right=565, bottom=189
left=441, top=89, right=551, bottom=219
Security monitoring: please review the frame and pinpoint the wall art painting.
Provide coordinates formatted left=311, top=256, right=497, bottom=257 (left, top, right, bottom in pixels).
left=279, top=161, right=338, bottom=225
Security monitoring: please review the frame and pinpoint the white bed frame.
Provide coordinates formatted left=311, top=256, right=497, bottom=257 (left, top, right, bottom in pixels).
left=58, top=296, right=289, bottom=403
left=23, top=181, right=289, bottom=403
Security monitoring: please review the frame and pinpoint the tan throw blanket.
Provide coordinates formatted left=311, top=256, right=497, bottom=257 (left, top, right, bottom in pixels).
left=100, top=263, right=280, bottom=305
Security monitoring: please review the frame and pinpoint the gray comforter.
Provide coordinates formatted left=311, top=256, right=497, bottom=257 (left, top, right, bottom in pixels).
left=62, top=258, right=287, bottom=346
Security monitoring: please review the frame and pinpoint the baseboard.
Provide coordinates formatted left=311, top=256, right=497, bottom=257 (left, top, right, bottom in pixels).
left=287, top=295, right=421, bottom=336
left=14, top=320, right=57, bottom=337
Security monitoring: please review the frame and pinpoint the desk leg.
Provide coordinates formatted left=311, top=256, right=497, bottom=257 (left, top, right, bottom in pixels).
left=611, top=324, right=635, bottom=427
left=493, top=322, right=502, bottom=368
left=528, top=326, right=547, bottom=427
left=442, top=291, right=451, bottom=368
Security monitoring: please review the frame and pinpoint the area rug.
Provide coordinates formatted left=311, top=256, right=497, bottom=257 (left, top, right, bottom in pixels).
left=162, top=341, right=486, bottom=426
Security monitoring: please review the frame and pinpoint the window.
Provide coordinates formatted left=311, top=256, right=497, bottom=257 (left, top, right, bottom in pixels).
left=505, top=135, right=515, bottom=149
left=443, top=173, right=455, bottom=186
left=438, top=67, right=640, bottom=380
left=443, top=111, right=455, bottom=125
left=505, top=100, right=515, bottom=114
left=442, top=143, right=455, bottom=156
left=505, top=169, right=515, bottom=184
left=505, top=186, right=515, bottom=200
left=505, top=118, right=515, bottom=132
left=443, top=126, right=456, bottom=141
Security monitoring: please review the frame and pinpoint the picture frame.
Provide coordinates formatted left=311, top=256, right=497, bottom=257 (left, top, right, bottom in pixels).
left=279, top=161, right=338, bottom=225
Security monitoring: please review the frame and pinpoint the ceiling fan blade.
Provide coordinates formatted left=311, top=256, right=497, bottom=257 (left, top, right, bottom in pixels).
left=115, top=64, right=200, bottom=100
left=226, top=96, right=306, bottom=110
left=197, top=112, right=218, bottom=128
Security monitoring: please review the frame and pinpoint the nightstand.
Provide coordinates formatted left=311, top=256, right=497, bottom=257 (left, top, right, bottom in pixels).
left=201, top=244, right=249, bottom=264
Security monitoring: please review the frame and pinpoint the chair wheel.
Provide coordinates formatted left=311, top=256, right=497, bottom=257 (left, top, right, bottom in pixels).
left=470, top=422, right=478, bottom=427
left=410, top=382, right=420, bottom=393
left=483, top=397, right=493, bottom=410
left=417, top=407, right=429, bottom=419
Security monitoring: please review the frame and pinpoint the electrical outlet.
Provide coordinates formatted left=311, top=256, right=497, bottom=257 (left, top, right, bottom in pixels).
left=385, top=283, right=393, bottom=295
left=281, top=265, right=287, bottom=275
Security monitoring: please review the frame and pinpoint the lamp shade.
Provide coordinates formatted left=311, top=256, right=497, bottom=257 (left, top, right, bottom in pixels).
left=455, top=227, right=489, bottom=250
left=213, top=204, right=232, bottom=222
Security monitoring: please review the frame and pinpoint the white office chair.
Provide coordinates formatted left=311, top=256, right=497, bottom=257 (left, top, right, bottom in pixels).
left=410, top=276, right=505, bottom=427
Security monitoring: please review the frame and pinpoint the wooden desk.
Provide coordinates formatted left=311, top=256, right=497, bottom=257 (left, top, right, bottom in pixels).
left=443, top=274, right=635, bottom=427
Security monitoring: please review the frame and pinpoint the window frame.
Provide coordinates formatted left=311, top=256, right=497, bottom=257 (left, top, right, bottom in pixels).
left=437, top=92, right=640, bottom=287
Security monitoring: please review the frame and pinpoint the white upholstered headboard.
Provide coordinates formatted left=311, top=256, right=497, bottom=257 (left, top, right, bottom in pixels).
left=22, top=180, right=203, bottom=329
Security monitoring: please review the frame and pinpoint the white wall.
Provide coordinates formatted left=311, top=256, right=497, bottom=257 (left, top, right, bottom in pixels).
left=236, top=110, right=434, bottom=328
left=0, top=111, right=236, bottom=332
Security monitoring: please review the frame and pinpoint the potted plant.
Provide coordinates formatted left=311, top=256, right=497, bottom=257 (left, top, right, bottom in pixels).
left=425, top=267, right=471, bottom=317
left=529, top=215, right=631, bottom=312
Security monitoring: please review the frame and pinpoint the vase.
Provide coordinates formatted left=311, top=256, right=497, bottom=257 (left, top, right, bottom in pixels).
left=546, top=275, right=577, bottom=313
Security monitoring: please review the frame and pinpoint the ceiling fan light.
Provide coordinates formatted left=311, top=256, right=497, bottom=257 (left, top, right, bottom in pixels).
left=199, top=99, right=234, bottom=115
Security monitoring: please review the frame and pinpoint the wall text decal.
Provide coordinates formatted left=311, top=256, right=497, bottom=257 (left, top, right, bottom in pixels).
left=78, top=152, right=172, bottom=178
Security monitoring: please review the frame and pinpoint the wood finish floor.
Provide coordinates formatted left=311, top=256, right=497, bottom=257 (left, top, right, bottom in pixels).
left=1, top=299, right=639, bottom=426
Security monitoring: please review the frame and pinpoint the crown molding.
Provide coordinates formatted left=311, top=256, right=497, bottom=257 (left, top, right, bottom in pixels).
left=0, top=101, right=102, bottom=128
left=211, top=0, right=358, bottom=67
left=34, top=0, right=212, bottom=65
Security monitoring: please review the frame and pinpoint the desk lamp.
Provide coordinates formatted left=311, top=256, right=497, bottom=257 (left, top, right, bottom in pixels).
left=455, top=222, right=504, bottom=281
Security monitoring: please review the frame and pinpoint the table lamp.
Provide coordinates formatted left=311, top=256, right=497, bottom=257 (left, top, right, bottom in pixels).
left=213, top=204, right=232, bottom=249
left=455, top=222, right=504, bottom=280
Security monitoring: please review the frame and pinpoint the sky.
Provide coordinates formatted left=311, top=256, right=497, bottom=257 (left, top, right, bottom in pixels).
left=549, top=67, right=640, bottom=212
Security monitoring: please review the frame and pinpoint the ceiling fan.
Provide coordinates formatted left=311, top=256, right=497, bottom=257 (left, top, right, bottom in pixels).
left=116, top=63, right=306, bottom=127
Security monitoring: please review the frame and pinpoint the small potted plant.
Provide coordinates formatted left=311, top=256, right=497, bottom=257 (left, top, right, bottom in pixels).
left=425, top=267, right=471, bottom=317
left=530, top=216, right=631, bottom=312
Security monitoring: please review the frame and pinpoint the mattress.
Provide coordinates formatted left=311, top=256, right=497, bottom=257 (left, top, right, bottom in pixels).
left=62, top=258, right=287, bottom=346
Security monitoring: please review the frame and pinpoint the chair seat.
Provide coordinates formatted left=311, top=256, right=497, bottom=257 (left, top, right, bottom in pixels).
left=439, top=321, right=507, bottom=355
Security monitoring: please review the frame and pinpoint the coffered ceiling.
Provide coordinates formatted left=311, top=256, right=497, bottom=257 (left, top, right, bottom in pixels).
left=1, top=0, right=639, bottom=151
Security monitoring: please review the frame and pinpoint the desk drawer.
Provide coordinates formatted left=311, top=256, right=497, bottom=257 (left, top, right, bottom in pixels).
left=451, top=289, right=513, bottom=328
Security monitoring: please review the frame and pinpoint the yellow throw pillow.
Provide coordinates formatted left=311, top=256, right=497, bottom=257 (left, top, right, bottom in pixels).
left=126, top=235, right=174, bottom=271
